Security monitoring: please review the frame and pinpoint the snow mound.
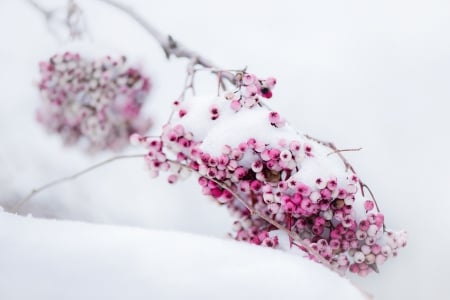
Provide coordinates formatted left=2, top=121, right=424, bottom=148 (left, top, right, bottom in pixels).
left=0, top=211, right=367, bottom=300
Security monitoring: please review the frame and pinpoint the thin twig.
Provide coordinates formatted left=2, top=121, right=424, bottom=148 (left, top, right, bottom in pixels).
left=327, top=147, right=362, bottom=157
left=217, top=71, right=223, bottom=95
left=361, top=183, right=386, bottom=232
left=165, top=159, right=333, bottom=270
left=27, top=0, right=64, bottom=41
left=166, top=158, right=372, bottom=299
left=165, top=59, right=198, bottom=124
left=185, top=58, right=198, bottom=97
left=177, top=59, right=197, bottom=100
left=305, top=134, right=384, bottom=221
left=12, top=154, right=145, bottom=213
left=66, top=0, right=85, bottom=39
left=305, top=135, right=357, bottom=173
left=27, top=0, right=88, bottom=41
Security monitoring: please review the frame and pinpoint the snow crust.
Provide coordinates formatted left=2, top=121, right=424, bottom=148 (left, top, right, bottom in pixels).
left=0, top=211, right=366, bottom=300
left=175, top=93, right=367, bottom=216
left=177, top=94, right=351, bottom=189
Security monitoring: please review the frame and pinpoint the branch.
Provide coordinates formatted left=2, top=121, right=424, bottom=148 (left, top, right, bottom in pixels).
left=165, top=159, right=333, bottom=269
left=27, top=0, right=64, bottom=41
left=327, top=147, right=363, bottom=157
left=27, top=0, right=53, bottom=20
left=361, top=183, right=386, bottom=232
left=11, top=154, right=145, bottom=213
left=166, top=158, right=373, bottom=299
left=94, top=0, right=235, bottom=84
left=305, top=134, right=385, bottom=220
left=27, top=0, right=88, bottom=41
left=305, top=135, right=357, bottom=173
left=66, top=0, right=85, bottom=39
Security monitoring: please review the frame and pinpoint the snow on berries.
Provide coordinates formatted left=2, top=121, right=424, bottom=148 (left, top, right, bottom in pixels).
left=132, top=72, right=407, bottom=276
left=36, top=52, right=152, bottom=152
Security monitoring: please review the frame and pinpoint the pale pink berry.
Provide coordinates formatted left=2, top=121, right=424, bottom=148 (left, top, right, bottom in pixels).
left=265, top=77, right=277, bottom=88
left=230, top=100, right=241, bottom=112
left=251, top=160, right=264, bottom=173
left=268, top=111, right=280, bottom=124
left=167, top=174, right=178, bottom=184
left=129, top=133, right=142, bottom=146
left=289, top=140, right=301, bottom=152
left=315, top=178, right=327, bottom=189
left=242, top=73, right=256, bottom=85
left=364, top=200, right=375, bottom=211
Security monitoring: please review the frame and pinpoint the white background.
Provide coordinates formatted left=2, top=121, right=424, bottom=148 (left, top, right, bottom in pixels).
left=1, top=0, right=449, bottom=299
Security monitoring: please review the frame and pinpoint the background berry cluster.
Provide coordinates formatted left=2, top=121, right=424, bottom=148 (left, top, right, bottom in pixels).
left=37, top=52, right=152, bottom=152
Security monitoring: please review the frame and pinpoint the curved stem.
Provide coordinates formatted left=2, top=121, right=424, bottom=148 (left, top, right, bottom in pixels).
left=327, top=147, right=363, bottom=157
left=165, top=159, right=334, bottom=270
left=305, top=134, right=384, bottom=220
left=12, top=154, right=145, bottom=213
left=166, top=158, right=374, bottom=298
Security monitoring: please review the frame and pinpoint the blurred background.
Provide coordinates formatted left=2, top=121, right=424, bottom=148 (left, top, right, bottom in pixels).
left=1, top=0, right=449, bottom=298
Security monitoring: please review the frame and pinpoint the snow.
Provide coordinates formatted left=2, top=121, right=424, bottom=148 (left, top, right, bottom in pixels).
left=1, top=0, right=450, bottom=299
left=177, top=93, right=352, bottom=187
left=175, top=92, right=366, bottom=212
left=0, top=211, right=366, bottom=300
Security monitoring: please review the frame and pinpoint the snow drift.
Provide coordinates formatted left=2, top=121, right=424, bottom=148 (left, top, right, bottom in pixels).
left=0, top=211, right=367, bottom=300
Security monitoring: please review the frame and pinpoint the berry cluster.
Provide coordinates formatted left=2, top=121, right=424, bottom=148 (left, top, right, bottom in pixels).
left=224, top=73, right=276, bottom=112
left=132, top=72, right=406, bottom=276
left=37, top=52, right=152, bottom=152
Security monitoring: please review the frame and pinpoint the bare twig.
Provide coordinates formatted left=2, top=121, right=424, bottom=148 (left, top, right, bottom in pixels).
left=305, top=135, right=357, bottom=173
left=166, top=158, right=372, bottom=299
left=66, top=0, right=85, bottom=39
left=27, top=0, right=65, bottom=41
left=27, top=0, right=88, bottom=41
left=181, top=58, right=198, bottom=99
left=12, top=154, right=145, bottom=213
left=327, top=147, right=363, bottom=157
left=361, top=183, right=386, bottom=232
left=217, top=71, right=223, bottom=95
left=165, top=159, right=333, bottom=268
left=164, top=59, right=199, bottom=124
left=305, top=134, right=384, bottom=222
